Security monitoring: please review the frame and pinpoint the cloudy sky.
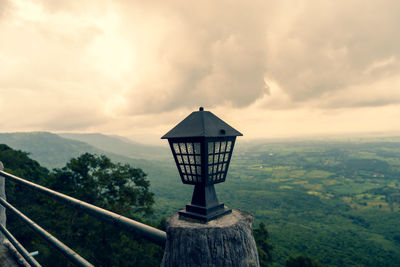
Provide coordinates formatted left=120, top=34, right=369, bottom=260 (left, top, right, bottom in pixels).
left=1, top=0, right=400, bottom=145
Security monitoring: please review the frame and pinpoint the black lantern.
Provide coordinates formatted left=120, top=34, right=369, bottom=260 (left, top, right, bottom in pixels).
left=162, top=107, right=242, bottom=222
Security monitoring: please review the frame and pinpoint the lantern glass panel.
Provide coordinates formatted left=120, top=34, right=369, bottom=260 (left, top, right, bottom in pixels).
left=226, top=141, right=232, bottom=152
left=173, top=143, right=180, bottom=153
left=170, top=140, right=203, bottom=184
left=170, top=137, right=235, bottom=186
left=188, top=155, right=194, bottom=164
left=194, top=143, right=201, bottom=154
left=180, top=143, right=187, bottom=154
left=208, top=142, right=214, bottom=154
left=218, top=154, right=223, bottom=163
left=204, top=139, right=236, bottom=184
left=187, top=143, right=193, bottom=154
left=215, top=142, right=220, bottom=153
left=177, top=155, right=183, bottom=164
left=220, top=142, right=226, bottom=153
left=224, top=153, right=229, bottom=162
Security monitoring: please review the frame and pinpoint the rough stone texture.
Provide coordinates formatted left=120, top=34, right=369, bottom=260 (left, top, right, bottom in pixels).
left=2, top=240, right=29, bottom=267
left=161, top=209, right=259, bottom=267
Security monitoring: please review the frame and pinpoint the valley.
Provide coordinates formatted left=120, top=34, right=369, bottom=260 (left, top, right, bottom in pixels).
left=0, top=132, right=399, bottom=266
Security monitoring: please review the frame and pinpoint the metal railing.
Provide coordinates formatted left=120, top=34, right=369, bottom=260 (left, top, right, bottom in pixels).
left=0, top=223, right=41, bottom=267
left=0, top=167, right=167, bottom=266
left=0, top=197, right=94, bottom=267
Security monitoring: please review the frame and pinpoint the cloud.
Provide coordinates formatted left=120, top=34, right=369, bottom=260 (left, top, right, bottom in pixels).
left=0, top=0, right=10, bottom=19
left=113, top=0, right=400, bottom=113
left=1, top=0, right=400, bottom=140
left=264, top=0, right=400, bottom=106
left=0, top=0, right=116, bottom=131
left=315, top=74, right=400, bottom=108
left=0, top=86, right=108, bottom=131
left=112, top=0, right=270, bottom=114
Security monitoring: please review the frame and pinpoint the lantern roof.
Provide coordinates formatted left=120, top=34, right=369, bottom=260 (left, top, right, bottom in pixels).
left=161, top=107, right=243, bottom=139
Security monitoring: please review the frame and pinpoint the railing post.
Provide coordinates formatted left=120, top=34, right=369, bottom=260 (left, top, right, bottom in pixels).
left=0, top=161, right=5, bottom=244
left=161, top=209, right=259, bottom=267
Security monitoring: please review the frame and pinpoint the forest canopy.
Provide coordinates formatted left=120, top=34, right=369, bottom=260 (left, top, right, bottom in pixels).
left=0, top=145, right=162, bottom=266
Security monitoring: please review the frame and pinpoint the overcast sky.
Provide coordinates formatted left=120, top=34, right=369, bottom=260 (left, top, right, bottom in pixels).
left=1, top=0, right=400, bottom=145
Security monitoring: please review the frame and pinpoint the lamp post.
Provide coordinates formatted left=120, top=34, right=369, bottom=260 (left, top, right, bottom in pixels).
left=162, top=107, right=242, bottom=222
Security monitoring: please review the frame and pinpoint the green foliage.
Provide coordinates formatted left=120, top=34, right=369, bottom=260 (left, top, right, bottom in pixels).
left=40, top=153, right=161, bottom=266
left=3, top=135, right=400, bottom=266
left=50, top=153, right=154, bottom=216
left=217, top=140, right=400, bottom=266
left=0, top=144, right=49, bottom=181
left=286, top=255, right=322, bottom=267
left=0, top=147, right=163, bottom=266
left=254, top=222, right=273, bottom=266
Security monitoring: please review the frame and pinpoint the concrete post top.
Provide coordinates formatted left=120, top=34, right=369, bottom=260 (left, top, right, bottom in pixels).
left=167, top=209, right=254, bottom=229
left=162, top=209, right=259, bottom=267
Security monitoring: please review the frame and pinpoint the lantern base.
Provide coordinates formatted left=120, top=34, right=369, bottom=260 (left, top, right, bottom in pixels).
left=178, top=203, right=232, bottom=222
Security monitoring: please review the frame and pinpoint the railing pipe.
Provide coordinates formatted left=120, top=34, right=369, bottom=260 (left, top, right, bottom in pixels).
left=0, top=223, right=41, bottom=267
left=0, top=197, right=94, bottom=267
left=0, top=170, right=167, bottom=246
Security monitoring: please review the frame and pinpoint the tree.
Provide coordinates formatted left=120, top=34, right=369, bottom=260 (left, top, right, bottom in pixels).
left=1, top=149, right=163, bottom=266
left=0, top=144, right=54, bottom=261
left=285, top=255, right=323, bottom=267
left=49, top=153, right=154, bottom=216
left=43, top=153, right=161, bottom=266
left=254, top=222, right=273, bottom=266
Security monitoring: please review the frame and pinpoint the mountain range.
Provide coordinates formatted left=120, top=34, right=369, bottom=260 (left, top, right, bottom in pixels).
left=1, top=132, right=399, bottom=265
left=58, top=133, right=170, bottom=161
left=0, top=131, right=184, bottom=217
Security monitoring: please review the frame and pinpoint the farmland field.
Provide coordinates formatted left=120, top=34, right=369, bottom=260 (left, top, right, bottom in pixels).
left=152, top=137, right=400, bottom=266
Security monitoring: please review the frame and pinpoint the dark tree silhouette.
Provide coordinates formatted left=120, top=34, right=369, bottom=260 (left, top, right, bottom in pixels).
left=254, top=222, right=273, bottom=266
left=286, top=255, right=322, bottom=267
left=1, top=148, right=163, bottom=266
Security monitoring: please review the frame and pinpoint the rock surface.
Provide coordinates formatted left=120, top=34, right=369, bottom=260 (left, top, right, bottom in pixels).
left=161, top=209, right=259, bottom=267
left=2, top=240, right=29, bottom=267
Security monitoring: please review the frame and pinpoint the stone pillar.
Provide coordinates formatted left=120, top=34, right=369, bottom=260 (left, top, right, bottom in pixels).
left=0, top=161, right=5, bottom=244
left=161, top=209, right=259, bottom=267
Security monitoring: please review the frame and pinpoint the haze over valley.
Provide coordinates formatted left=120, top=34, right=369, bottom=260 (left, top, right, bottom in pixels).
left=1, top=0, right=400, bottom=265
left=0, top=131, right=399, bottom=266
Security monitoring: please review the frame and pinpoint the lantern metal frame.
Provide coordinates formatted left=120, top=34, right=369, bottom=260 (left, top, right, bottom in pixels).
left=162, top=107, right=242, bottom=222
left=168, top=136, right=236, bottom=186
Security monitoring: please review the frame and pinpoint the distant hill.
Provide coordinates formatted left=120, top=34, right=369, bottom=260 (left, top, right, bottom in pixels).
left=0, top=132, right=101, bottom=168
left=1, top=132, right=399, bottom=266
left=58, top=133, right=170, bottom=161
left=0, top=132, right=170, bottom=172
left=0, top=132, right=184, bottom=216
